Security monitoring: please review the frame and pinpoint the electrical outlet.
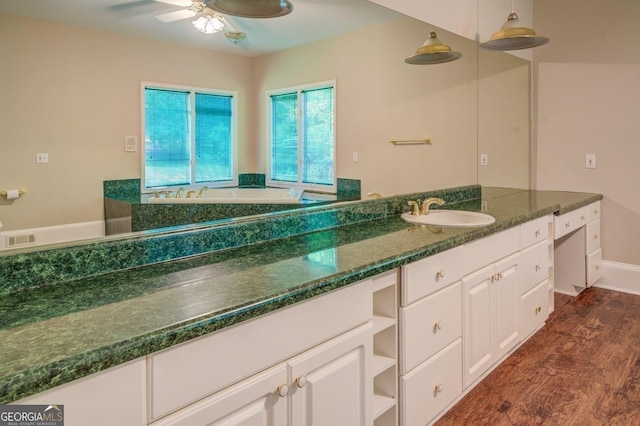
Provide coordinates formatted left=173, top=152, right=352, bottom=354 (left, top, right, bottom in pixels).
left=36, top=153, right=49, bottom=164
left=480, top=153, right=489, bottom=166
left=586, top=154, right=596, bottom=169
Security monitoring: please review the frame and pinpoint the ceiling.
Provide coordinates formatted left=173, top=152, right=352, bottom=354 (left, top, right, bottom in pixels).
left=0, top=0, right=404, bottom=57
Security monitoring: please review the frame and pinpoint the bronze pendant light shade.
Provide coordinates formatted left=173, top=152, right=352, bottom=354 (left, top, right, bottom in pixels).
left=405, top=31, right=462, bottom=65
left=205, top=0, right=293, bottom=18
left=480, top=1, right=549, bottom=51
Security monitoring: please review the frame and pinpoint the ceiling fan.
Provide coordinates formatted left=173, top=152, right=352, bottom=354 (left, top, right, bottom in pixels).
left=153, top=0, right=246, bottom=43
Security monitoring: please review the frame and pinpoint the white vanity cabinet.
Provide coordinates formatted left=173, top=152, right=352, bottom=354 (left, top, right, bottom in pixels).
left=371, top=270, right=399, bottom=426
left=18, top=359, right=147, bottom=426
left=463, top=253, right=520, bottom=388
left=148, top=280, right=373, bottom=425
left=554, top=201, right=602, bottom=295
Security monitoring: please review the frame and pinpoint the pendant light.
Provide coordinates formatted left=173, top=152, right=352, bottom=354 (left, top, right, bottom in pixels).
left=480, top=0, right=549, bottom=51
left=205, top=0, right=293, bottom=18
left=405, top=31, right=462, bottom=65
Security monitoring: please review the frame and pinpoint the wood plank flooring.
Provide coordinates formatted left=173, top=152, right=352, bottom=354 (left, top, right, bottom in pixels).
left=436, top=288, right=640, bottom=425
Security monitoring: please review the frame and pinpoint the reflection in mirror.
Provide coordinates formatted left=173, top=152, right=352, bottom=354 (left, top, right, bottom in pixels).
left=0, top=1, right=530, bottom=255
left=477, top=48, right=531, bottom=188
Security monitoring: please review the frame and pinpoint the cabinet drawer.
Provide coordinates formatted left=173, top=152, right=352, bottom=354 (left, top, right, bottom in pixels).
left=588, top=201, right=601, bottom=222
left=400, top=339, right=462, bottom=426
left=587, top=248, right=603, bottom=286
left=401, top=246, right=464, bottom=306
left=520, top=240, right=550, bottom=294
left=148, top=280, right=372, bottom=421
left=399, top=282, right=461, bottom=375
left=520, top=216, right=550, bottom=249
left=586, top=219, right=601, bottom=254
left=554, top=206, right=588, bottom=240
left=521, top=280, right=548, bottom=338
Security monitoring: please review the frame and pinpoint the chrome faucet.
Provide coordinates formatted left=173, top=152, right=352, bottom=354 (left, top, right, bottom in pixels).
left=196, top=186, right=208, bottom=199
left=175, top=187, right=185, bottom=198
left=420, top=197, right=445, bottom=215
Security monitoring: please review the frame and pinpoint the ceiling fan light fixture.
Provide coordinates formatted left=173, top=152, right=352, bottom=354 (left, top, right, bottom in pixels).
left=192, top=11, right=224, bottom=35
left=480, top=2, right=549, bottom=51
left=405, top=31, right=462, bottom=65
left=205, top=0, right=293, bottom=18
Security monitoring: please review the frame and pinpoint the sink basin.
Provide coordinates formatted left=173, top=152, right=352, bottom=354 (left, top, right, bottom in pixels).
left=401, top=210, right=495, bottom=228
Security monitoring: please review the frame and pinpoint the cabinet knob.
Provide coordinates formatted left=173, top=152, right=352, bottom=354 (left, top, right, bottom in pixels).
left=594, top=234, right=599, bottom=240
left=595, top=265, right=601, bottom=271
left=581, top=215, right=586, bottom=221
left=277, top=384, right=289, bottom=397
left=565, top=222, right=571, bottom=228
left=434, top=384, right=443, bottom=395
left=535, top=263, right=541, bottom=272
left=594, top=209, right=599, bottom=215
left=535, top=306, right=542, bottom=314
left=535, top=229, right=541, bottom=237
left=295, top=376, right=307, bottom=388
left=435, top=269, right=446, bottom=280
left=434, top=320, right=443, bottom=331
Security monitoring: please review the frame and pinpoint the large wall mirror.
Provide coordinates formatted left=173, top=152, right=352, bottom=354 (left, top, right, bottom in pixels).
left=0, top=0, right=530, bottom=253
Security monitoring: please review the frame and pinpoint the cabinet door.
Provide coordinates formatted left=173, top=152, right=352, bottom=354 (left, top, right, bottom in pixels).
left=288, top=323, right=372, bottom=426
left=494, top=254, right=521, bottom=360
left=462, top=264, right=494, bottom=389
left=150, top=365, right=288, bottom=426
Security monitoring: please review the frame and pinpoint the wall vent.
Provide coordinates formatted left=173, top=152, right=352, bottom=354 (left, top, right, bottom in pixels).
left=6, top=234, right=36, bottom=247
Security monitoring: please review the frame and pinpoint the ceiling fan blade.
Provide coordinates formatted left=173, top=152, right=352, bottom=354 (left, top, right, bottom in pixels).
left=156, top=9, right=197, bottom=22
left=153, top=0, right=192, bottom=6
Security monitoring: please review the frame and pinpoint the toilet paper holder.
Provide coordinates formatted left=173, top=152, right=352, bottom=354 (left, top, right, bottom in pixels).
left=0, top=189, right=25, bottom=199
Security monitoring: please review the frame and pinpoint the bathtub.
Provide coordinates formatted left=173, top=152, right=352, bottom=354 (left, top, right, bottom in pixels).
left=147, top=187, right=304, bottom=204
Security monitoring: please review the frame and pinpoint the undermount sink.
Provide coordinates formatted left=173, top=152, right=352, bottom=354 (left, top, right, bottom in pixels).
left=400, top=210, right=495, bottom=228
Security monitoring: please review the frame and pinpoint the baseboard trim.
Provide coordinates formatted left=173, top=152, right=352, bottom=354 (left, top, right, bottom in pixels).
left=594, top=261, right=640, bottom=296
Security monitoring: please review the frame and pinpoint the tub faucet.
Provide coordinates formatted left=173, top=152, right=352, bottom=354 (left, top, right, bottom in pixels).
left=175, top=187, right=185, bottom=198
left=420, top=197, right=445, bottom=215
left=196, top=186, right=209, bottom=199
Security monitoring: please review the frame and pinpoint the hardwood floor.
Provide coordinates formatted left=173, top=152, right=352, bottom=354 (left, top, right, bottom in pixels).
left=436, top=288, right=640, bottom=425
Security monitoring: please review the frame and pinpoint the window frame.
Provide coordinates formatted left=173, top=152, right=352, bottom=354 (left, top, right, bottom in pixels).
left=140, top=81, right=238, bottom=193
left=266, top=80, right=337, bottom=193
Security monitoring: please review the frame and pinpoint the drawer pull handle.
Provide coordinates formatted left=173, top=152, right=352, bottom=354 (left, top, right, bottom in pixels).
left=535, top=229, right=541, bottom=237
left=594, top=209, right=599, bottom=215
left=581, top=215, right=586, bottom=221
left=595, top=265, right=601, bottom=271
left=434, top=384, right=443, bottom=395
left=565, top=222, right=571, bottom=228
left=434, top=320, right=443, bottom=331
left=594, top=234, right=599, bottom=240
left=277, top=384, right=289, bottom=397
left=435, top=269, right=446, bottom=280
left=535, top=306, right=542, bottom=314
left=535, top=263, right=541, bottom=271
left=295, top=376, right=307, bottom=388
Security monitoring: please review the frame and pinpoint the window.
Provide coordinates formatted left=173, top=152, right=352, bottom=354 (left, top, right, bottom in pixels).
left=268, top=82, right=335, bottom=191
left=142, top=83, right=236, bottom=190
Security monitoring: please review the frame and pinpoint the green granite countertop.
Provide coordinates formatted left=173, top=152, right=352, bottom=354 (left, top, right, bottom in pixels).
left=0, top=188, right=602, bottom=403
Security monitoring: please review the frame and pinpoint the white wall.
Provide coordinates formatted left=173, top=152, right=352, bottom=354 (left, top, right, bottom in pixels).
left=0, top=14, right=253, bottom=231
left=254, top=17, right=479, bottom=197
left=533, top=0, right=640, bottom=266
